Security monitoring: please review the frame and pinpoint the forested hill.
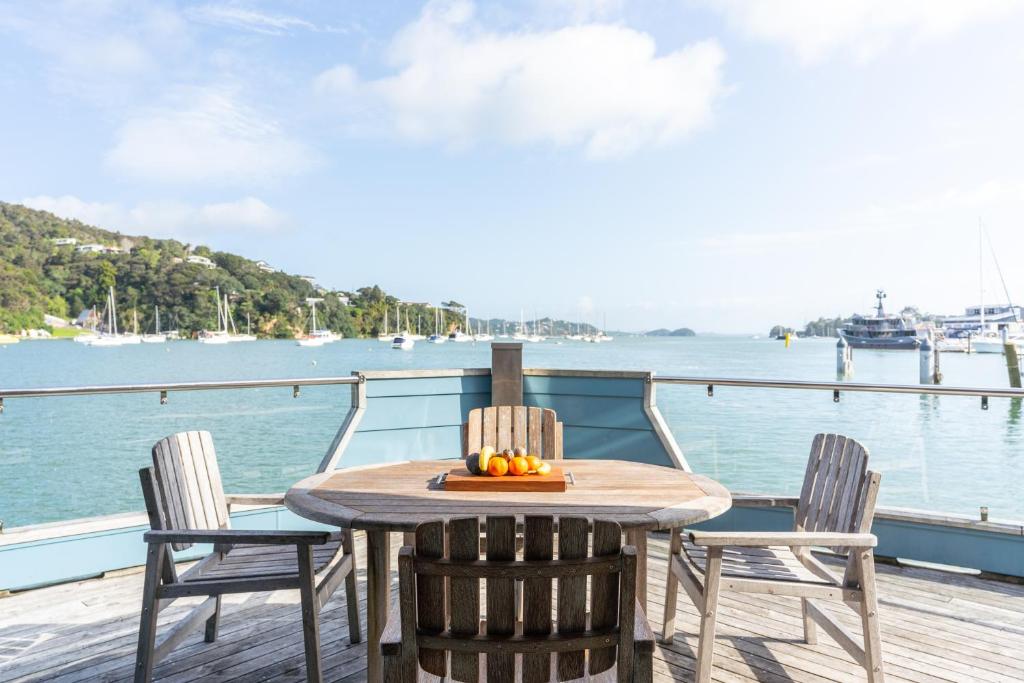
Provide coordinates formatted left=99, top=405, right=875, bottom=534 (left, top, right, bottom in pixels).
left=0, top=202, right=598, bottom=339
left=0, top=201, right=405, bottom=338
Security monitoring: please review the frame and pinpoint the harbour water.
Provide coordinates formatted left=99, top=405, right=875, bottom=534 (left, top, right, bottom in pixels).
left=1, top=336, right=1021, bottom=527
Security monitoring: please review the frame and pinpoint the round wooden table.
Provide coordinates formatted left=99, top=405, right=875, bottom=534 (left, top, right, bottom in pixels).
left=285, top=459, right=731, bottom=681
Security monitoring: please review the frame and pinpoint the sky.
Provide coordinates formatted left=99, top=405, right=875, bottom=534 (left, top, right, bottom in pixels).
left=2, top=0, right=1024, bottom=333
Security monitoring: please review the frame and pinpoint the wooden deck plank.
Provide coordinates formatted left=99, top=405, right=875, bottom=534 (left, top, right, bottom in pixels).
left=3, top=533, right=1024, bottom=682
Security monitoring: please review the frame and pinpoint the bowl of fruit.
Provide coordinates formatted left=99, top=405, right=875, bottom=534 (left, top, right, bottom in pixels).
left=445, top=446, right=565, bottom=491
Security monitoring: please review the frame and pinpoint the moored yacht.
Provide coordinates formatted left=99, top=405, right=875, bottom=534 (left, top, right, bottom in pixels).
left=297, top=298, right=332, bottom=347
left=391, top=334, right=414, bottom=350
left=839, top=290, right=925, bottom=349
left=427, top=305, right=446, bottom=343
left=140, top=306, right=166, bottom=343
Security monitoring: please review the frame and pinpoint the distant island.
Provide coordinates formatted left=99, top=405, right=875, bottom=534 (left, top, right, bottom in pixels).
left=0, top=202, right=601, bottom=339
left=644, top=327, right=696, bottom=337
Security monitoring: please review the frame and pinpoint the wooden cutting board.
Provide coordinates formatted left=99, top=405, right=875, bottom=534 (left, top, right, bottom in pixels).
left=443, top=467, right=567, bottom=492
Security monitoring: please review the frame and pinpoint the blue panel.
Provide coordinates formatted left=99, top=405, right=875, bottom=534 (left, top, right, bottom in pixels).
left=365, top=375, right=491, bottom=398
left=524, top=395, right=649, bottom=430
left=872, top=518, right=1024, bottom=577
left=523, top=375, right=645, bottom=398
left=690, top=506, right=1024, bottom=577
left=563, top=426, right=673, bottom=466
left=341, top=425, right=465, bottom=466
left=359, top=393, right=490, bottom=431
left=0, top=507, right=336, bottom=591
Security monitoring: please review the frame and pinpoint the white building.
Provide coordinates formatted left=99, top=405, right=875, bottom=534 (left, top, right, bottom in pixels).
left=337, top=295, right=351, bottom=306
left=51, top=237, right=78, bottom=246
left=75, top=243, right=122, bottom=254
left=255, top=260, right=276, bottom=273
left=186, top=255, right=217, bottom=269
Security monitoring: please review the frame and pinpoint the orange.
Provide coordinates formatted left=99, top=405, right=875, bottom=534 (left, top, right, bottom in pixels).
left=487, top=456, right=508, bottom=477
left=535, top=462, right=552, bottom=476
left=509, top=456, right=529, bottom=476
left=525, top=455, right=542, bottom=472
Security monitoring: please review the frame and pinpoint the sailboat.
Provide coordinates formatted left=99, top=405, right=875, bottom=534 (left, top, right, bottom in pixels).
left=141, top=306, right=167, bottom=343
left=85, top=288, right=126, bottom=347
left=199, top=288, right=233, bottom=344
left=474, top=314, right=494, bottom=342
left=448, top=306, right=472, bottom=342
left=297, top=298, right=329, bottom=346
left=427, top=305, right=447, bottom=343
left=233, top=311, right=257, bottom=342
left=967, top=222, right=1024, bottom=353
left=377, top=307, right=392, bottom=341
left=525, top=311, right=542, bottom=343
left=118, top=309, right=142, bottom=345
left=407, top=309, right=426, bottom=341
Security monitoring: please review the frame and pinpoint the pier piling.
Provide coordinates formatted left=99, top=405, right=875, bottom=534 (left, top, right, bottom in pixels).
left=836, top=337, right=853, bottom=378
left=919, top=336, right=939, bottom=385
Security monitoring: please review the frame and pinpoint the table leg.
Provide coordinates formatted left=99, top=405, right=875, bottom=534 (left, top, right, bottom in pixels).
left=365, top=530, right=391, bottom=683
left=625, top=528, right=648, bottom=611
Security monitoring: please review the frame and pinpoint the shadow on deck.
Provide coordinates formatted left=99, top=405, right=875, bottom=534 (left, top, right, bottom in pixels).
left=2, top=532, right=1024, bottom=682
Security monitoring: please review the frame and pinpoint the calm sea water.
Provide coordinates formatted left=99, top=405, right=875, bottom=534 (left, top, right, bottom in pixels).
left=1, top=336, right=1021, bottom=527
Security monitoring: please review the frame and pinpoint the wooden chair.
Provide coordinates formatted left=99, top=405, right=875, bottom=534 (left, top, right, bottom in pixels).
left=662, top=433, right=884, bottom=682
left=381, top=515, right=655, bottom=682
left=463, top=406, right=563, bottom=459
left=134, top=431, right=360, bottom=683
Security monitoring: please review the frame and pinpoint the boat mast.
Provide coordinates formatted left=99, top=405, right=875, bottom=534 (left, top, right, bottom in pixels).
left=155, top=306, right=161, bottom=334
left=109, top=286, right=118, bottom=335
left=979, top=222, right=985, bottom=332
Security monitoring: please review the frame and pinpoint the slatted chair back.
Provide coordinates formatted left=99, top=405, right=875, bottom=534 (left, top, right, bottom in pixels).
left=149, top=431, right=230, bottom=551
left=463, top=406, right=563, bottom=460
left=399, top=515, right=637, bottom=683
left=794, top=433, right=881, bottom=554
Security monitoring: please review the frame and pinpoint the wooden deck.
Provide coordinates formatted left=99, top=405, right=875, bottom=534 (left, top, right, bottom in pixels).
left=2, top=532, right=1024, bottom=682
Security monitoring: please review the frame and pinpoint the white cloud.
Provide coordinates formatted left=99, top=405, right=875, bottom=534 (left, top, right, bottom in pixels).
left=106, top=88, right=315, bottom=184
left=20, top=195, right=286, bottom=239
left=0, top=1, right=188, bottom=101
left=707, top=0, right=1021, bottom=64
left=196, top=197, right=285, bottom=231
left=186, top=5, right=317, bottom=35
left=315, top=0, right=726, bottom=158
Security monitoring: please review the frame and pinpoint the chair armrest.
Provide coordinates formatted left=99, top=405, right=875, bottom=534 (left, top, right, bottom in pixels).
left=633, top=599, right=654, bottom=652
left=731, top=495, right=800, bottom=508
left=688, top=530, right=876, bottom=548
left=224, top=493, right=285, bottom=506
left=380, top=602, right=403, bottom=657
left=144, top=529, right=331, bottom=546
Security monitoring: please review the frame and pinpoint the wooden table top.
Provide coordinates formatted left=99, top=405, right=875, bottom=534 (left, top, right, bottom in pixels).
left=285, top=459, right=731, bottom=532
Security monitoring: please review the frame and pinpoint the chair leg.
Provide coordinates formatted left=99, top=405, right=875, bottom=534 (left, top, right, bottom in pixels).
left=661, top=528, right=681, bottom=643
left=134, top=542, right=165, bottom=683
left=297, top=545, right=323, bottom=683
left=856, top=549, right=885, bottom=682
left=204, top=595, right=222, bottom=643
left=694, top=546, right=722, bottom=683
left=343, top=529, right=362, bottom=644
left=801, top=598, right=817, bottom=645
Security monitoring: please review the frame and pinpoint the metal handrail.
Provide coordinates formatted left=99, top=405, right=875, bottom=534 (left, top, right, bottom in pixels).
left=653, top=375, right=1024, bottom=403
left=0, top=376, right=359, bottom=412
